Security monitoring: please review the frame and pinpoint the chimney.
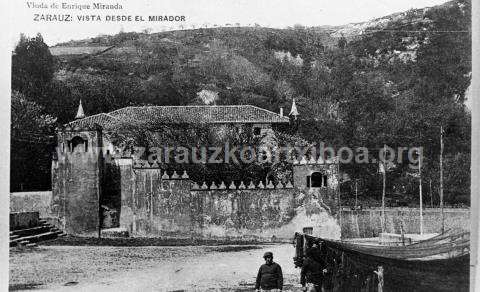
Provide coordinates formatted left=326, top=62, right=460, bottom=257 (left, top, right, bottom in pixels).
left=280, top=107, right=284, bottom=117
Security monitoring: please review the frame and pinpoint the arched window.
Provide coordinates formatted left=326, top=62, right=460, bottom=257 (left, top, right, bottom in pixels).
left=311, top=172, right=323, bottom=188
left=71, top=136, right=87, bottom=152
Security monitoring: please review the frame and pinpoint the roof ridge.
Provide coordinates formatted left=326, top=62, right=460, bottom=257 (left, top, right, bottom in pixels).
left=108, top=105, right=287, bottom=117
left=121, top=105, right=259, bottom=108
left=247, top=105, right=287, bottom=118
left=65, top=112, right=112, bottom=126
left=106, top=105, right=251, bottom=115
left=108, top=107, right=131, bottom=116
left=68, top=104, right=289, bottom=126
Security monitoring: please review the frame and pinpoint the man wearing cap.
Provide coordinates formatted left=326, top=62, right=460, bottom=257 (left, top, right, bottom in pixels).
left=255, top=251, right=283, bottom=292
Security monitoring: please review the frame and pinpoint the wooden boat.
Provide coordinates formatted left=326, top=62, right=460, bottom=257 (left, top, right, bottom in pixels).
left=293, top=230, right=469, bottom=291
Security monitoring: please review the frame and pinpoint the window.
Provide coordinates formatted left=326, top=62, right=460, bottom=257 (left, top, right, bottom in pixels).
left=253, top=127, right=261, bottom=136
left=71, top=136, right=86, bottom=152
left=311, top=172, right=323, bottom=188
left=306, top=176, right=311, bottom=188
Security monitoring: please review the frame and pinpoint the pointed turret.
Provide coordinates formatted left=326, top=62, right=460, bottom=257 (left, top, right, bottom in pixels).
left=289, top=98, right=299, bottom=120
left=75, top=99, right=85, bottom=119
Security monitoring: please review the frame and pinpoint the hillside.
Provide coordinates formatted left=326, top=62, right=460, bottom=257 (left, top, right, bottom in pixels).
left=12, top=0, right=471, bottom=206
left=45, top=0, right=470, bottom=119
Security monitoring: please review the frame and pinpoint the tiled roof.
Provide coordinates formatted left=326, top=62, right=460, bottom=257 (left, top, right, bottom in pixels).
left=65, top=113, right=118, bottom=129
left=65, top=105, right=289, bottom=129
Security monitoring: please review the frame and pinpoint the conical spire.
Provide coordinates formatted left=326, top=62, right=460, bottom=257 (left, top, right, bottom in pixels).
left=75, top=99, right=85, bottom=119
left=289, top=98, right=299, bottom=120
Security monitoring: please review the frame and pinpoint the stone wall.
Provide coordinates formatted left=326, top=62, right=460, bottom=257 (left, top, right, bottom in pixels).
left=10, top=212, right=39, bottom=230
left=118, top=159, right=341, bottom=239
left=10, top=192, right=53, bottom=218
left=341, top=207, right=470, bottom=238
left=50, top=126, right=343, bottom=239
left=52, top=128, right=103, bottom=235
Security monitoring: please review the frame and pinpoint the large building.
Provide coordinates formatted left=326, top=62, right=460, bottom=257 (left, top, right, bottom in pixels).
left=51, top=102, right=340, bottom=238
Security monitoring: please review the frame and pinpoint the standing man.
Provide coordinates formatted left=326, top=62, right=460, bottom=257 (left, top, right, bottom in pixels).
left=255, top=251, right=283, bottom=292
left=300, top=248, right=326, bottom=292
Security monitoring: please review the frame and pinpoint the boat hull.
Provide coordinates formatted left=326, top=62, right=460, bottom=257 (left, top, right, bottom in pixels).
left=293, top=232, right=469, bottom=291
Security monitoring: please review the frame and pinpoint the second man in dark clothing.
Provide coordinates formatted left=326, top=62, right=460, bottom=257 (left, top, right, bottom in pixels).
left=300, top=248, right=328, bottom=292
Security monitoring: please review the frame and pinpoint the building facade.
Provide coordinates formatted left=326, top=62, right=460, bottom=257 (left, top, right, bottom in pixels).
left=51, top=104, right=340, bottom=238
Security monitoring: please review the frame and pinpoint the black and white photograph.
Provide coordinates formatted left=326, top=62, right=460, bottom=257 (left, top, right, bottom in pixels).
left=3, top=0, right=478, bottom=291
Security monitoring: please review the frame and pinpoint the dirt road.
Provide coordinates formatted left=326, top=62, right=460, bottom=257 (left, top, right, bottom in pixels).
left=10, top=244, right=302, bottom=291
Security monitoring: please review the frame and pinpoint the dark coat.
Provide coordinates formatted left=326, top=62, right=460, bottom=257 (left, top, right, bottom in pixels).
left=300, top=257, right=326, bottom=286
left=255, top=262, right=283, bottom=290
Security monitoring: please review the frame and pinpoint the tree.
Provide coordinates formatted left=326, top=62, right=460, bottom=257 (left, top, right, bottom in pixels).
left=414, top=0, right=471, bottom=104
left=337, top=36, right=347, bottom=50
left=12, top=33, right=55, bottom=101
left=10, top=91, right=57, bottom=191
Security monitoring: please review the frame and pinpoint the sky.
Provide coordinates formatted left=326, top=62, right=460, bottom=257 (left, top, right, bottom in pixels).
left=9, top=0, right=451, bottom=46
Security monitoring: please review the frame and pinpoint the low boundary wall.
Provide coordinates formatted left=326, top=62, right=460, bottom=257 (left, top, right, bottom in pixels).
left=10, top=212, right=39, bottom=230
left=341, top=207, right=469, bottom=238
left=10, top=192, right=53, bottom=218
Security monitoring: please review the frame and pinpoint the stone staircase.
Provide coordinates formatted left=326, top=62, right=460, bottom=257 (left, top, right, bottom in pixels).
left=10, top=219, right=66, bottom=248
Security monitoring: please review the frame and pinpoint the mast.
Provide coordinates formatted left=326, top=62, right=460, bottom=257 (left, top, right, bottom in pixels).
left=337, top=156, right=342, bottom=240
left=440, top=126, right=445, bottom=234
left=419, top=151, right=423, bottom=235
left=381, top=144, right=386, bottom=233
left=355, top=179, right=358, bottom=209
left=430, top=179, right=433, bottom=208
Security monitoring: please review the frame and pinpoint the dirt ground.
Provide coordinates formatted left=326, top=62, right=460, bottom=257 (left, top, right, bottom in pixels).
left=10, top=244, right=303, bottom=291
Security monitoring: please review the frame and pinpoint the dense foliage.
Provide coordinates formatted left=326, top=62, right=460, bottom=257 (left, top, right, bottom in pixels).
left=11, top=0, right=471, bottom=206
left=11, top=91, right=56, bottom=190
